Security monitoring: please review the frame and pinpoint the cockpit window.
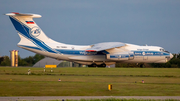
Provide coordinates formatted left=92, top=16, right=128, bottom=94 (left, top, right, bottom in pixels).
left=164, top=51, right=170, bottom=53
left=160, top=48, right=165, bottom=52
left=160, top=48, right=169, bottom=53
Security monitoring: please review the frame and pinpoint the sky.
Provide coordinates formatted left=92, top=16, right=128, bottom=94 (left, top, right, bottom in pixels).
left=0, top=0, right=180, bottom=58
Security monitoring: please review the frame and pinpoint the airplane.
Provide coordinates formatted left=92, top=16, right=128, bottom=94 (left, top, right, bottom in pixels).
left=6, top=12, right=173, bottom=67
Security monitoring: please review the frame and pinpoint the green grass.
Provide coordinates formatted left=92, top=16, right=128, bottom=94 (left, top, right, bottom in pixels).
left=66, top=98, right=180, bottom=101
left=0, top=67, right=180, bottom=96
left=12, top=98, right=180, bottom=101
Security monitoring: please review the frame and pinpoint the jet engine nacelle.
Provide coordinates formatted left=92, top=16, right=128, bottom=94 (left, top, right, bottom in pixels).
left=107, top=52, right=134, bottom=60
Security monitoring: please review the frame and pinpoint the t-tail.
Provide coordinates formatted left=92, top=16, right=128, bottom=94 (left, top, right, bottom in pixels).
left=6, top=12, right=62, bottom=53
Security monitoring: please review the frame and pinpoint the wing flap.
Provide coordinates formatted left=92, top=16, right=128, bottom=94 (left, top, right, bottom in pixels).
left=86, top=42, right=125, bottom=52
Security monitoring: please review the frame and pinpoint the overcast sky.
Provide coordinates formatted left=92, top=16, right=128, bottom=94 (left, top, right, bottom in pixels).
left=0, top=0, right=180, bottom=58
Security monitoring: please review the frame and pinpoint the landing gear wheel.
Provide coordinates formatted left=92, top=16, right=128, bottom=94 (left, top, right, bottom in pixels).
left=140, top=64, right=145, bottom=68
left=91, top=63, right=97, bottom=67
left=88, top=63, right=97, bottom=67
left=100, top=63, right=106, bottom=67
left=87, top=65, right=91, bottom=67
left=97, top=63, right=106, bottom=67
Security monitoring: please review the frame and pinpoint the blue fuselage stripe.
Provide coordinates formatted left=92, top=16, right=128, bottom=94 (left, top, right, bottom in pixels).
left=19, top=45, right=170, bottom=57
left=133, top=51, right=169, bottom=56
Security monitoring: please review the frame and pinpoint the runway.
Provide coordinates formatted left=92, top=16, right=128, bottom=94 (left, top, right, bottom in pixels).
left=1, top=96, right=180, bottom=101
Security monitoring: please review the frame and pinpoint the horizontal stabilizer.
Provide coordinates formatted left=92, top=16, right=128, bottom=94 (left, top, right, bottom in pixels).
left=5, top=12, right=41, bottom=18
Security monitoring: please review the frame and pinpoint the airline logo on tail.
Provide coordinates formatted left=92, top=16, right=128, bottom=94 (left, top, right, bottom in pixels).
left=31, top=27, right=41, bottom=37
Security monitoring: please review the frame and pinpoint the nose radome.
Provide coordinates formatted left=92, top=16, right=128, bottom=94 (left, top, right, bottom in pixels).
left=170, top=53, right=173, bottom=59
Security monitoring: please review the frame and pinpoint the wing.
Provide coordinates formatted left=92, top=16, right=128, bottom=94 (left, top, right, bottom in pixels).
left=86, top=42, right=126, bottom=52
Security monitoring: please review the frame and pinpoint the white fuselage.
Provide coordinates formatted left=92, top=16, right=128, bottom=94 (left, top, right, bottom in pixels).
left=18, top=42, right=173, bottom=66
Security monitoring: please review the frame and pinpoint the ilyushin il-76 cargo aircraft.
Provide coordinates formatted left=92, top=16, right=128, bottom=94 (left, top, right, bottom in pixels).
left=6, top=12, right=173, bottom=67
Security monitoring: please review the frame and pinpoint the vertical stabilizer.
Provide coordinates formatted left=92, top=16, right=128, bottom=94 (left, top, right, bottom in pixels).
left=6, top=12, right=50, bottom=43
left=6, top=12, right=61, bottom=53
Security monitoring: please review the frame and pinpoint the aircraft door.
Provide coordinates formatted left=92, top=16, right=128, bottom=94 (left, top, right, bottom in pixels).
left=128, top=52, right=134, bottom=60
left=143, top=56, right=148, bottom=60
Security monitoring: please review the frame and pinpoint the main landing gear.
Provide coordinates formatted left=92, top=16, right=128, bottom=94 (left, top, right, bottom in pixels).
left=88, top=63, right=106, bottom=67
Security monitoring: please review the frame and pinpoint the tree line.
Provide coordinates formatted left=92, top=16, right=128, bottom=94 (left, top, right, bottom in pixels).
left=0, top=53, right=180, bottom=68
left=0, top=54, right=45, bottom=66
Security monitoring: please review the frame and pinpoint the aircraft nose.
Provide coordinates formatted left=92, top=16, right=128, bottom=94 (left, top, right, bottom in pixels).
left=170, top=53, right=173, bottom=59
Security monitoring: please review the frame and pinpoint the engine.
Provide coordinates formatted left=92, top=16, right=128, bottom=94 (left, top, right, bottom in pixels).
left=106, top=52, right=134, bottom=60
